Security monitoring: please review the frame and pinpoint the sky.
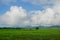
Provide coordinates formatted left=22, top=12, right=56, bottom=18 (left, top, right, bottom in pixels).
left=0, top=0, right=60, bottom=27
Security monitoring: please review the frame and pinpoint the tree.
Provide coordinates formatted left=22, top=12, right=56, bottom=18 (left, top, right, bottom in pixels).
left=36, top=27, right=39, bottom=29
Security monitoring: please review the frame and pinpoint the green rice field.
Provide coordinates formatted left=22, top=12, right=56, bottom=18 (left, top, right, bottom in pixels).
left=0, top=28, right=60, bottom=40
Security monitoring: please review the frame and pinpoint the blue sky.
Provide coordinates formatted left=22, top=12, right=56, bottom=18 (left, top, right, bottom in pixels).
left=0, top=0, right=60, bottom=27
left=0, top=0, right=53, bottom=15
left=0, top=0, right=40, bottom=14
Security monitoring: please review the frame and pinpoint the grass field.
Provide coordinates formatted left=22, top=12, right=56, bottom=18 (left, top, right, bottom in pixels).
left=0, top=28, right=60, bottom=40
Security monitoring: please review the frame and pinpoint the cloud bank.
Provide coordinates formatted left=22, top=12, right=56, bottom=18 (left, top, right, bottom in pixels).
left=0, top=5, right=60, bottom=27
left=0, top=6, right=30, bottom=27
left=0, top=0, right=60, bottom=27
left=22, top=0, right=60, bottom=26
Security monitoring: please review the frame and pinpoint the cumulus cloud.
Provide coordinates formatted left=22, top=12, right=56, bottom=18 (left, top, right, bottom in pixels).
left=21, top=0, right=60, bottom=26
left=31, top=8, right=60, bottom=25
left=0, top=6, right=30, bottom=27
left=0, top=0, right=59, bottom=28
left=0, top=5, right=60, bottom=27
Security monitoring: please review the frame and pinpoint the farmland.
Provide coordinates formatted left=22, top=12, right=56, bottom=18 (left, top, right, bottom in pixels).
left=0, top=28, right=60, bottom=40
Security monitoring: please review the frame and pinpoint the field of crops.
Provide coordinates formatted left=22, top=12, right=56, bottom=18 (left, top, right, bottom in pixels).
left=0, top=28, right=60, bottom=40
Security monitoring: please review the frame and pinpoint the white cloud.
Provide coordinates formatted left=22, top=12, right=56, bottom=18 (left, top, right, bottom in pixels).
left=30, top=8, right=60, bottom=25
left=22, top=0, right=60, bottom=26
left=0, top=6, right=30, bottom=27
left=0, top=5, right=60, bottom=27
left=0, top=0, right=60, bottom=27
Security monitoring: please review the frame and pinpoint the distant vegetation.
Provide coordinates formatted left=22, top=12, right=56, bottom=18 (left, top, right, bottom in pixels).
left=0, top=25, right=60, bottom=29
